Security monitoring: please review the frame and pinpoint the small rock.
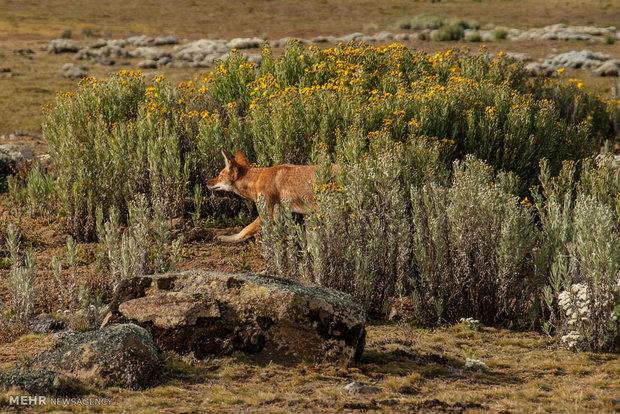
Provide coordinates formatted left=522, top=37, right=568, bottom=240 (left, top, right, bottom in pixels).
left=29, top=316, right=68, bottom=334
left=137, top=59, right=158, bottom=69
left=0, top=144, right=36, bottom=176
left=12, top=48, right=34, bottom=55
left=343, top=381, right=382, bottom=395
left=127, top=34, right=153, bottom=47
left=59, top=63, right=88, bottom=78
left=47, top=39, right=80, bottom=54
left=464, top=358, right=488, bottom=372
left=310, top=35, right=336, bottom=43
left=131, top=47, right=171, bottom=60
left=593, top=60, right=620, bottom=77
left=89, top=39, right=108, bottom=48
left=227, top=37, right=264, bottom=49
left=153, top=33, right=178, bottom=46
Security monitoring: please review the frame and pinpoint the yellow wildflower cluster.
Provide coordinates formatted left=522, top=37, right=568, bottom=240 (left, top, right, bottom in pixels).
left=314, top=182, right=344, bottom=194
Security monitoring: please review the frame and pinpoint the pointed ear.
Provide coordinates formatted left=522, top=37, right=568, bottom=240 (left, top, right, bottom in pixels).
left=235, top=150, right=250, bottom=167
left=221, top=150, right=235, bottom=169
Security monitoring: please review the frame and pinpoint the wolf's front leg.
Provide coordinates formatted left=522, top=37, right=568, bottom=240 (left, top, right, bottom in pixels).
left=216, top=216, right=261, bottom=243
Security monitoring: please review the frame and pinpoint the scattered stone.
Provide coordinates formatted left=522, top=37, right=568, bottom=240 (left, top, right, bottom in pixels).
left=227, top=37, right=264, bottom=49
left=524, top=62, right=552, bottom=76
left=102, top=271, right=367, bottom=363
left=0, top=130, right=42, bottom=140
left=89, top=38, right=108, bottom=49
left=593, top=60, right=620, bottom=77
left=544, top=49, right=613, bottom=70
left=59, top=63, right=88, bottom=78
left=172, top=39, right=230, bottom=66
left=12, top=48, right=34, bottom=56
left=0, top=144, right=36, bottom=176
left=157, top=56, right=173, bottom=67
left=153, top=33, right=178, bottom=46
left=244, top=54, right=262, bottom=65
left=343, top=381, right=382, bottom=395
left=310, top=35, right=336, bottom=43
left=504, top=52, right=533, bottom=62
left=0, top=67, right=10, bottom=73
left=127, top=34, right=154, bottom=47
left=46, top=39, right=81, bottom=54
left=130, top=47, right=171, bottom=60
left=464, top=358, right=488, bottom=372
left=24, top=323, right=162, bottom=389
left=137, top=59, right=158, bottom=69
left=29, top=316, right=68, bottom=334
left=0, top=369, right=86, bottom=396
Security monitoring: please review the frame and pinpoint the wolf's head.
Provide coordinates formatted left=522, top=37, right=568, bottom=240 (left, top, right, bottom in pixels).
left=206, top=150, right=251, bottom=193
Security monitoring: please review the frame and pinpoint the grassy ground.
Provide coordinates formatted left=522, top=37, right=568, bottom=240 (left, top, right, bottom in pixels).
left=0, top=0, right=619, bottom=412
left=1, top=322, right=618, bottom=412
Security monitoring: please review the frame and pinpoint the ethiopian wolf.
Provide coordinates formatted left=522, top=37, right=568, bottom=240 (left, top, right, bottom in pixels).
left=207, top=150, right=334, bottom=243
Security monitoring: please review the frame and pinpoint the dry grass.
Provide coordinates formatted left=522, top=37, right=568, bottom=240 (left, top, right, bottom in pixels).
left=1, top=323, right=617, bottom=412
left=0, top=0, right=618, bottom=40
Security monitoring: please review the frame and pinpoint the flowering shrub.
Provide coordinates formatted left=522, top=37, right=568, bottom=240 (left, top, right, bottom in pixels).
left=30, top=41, right=620, bottom=349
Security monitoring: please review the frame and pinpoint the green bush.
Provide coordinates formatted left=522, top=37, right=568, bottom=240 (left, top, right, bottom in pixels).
left=431, top=24, right=465, bottom=41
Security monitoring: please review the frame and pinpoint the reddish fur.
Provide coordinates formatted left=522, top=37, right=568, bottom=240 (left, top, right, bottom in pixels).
left=207, top=150, right=332, bottom=243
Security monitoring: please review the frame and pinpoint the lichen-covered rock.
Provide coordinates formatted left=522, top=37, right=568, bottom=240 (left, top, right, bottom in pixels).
left=0, top=369, right=85, bottom=396
left=102, top=271, right=367, bottom=363
left=24, top=324, right=162, bottom=389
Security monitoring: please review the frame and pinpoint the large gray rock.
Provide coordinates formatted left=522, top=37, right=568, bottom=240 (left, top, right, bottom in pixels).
left=102, top=271, right=367, bottom=363
left=0, top=144, right=36, bottom=176
left=0, top=369, right=85, bottom=396
left=24, top=323, right=162, bottom=389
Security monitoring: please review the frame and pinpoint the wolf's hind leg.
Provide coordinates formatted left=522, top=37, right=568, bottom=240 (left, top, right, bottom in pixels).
left=216, top=216, right=261, bottom=243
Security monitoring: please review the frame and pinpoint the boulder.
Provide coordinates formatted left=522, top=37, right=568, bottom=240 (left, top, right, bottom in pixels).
left=102, top=271, right=367, bottom=363
left=0, top=144, right=36, bottom=176
left=0, top=369, right=85, bottom=396
left=24, top=323, right=162, bottom=389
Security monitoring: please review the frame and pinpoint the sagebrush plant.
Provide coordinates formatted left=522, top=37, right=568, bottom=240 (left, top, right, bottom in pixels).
left=5, top=222, right=37, bottom=325
left=96, top=195, right=185, bottom=291
left=536, top=157, right=620, bottom=352
left=410, top=156, right=536, bottom=325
